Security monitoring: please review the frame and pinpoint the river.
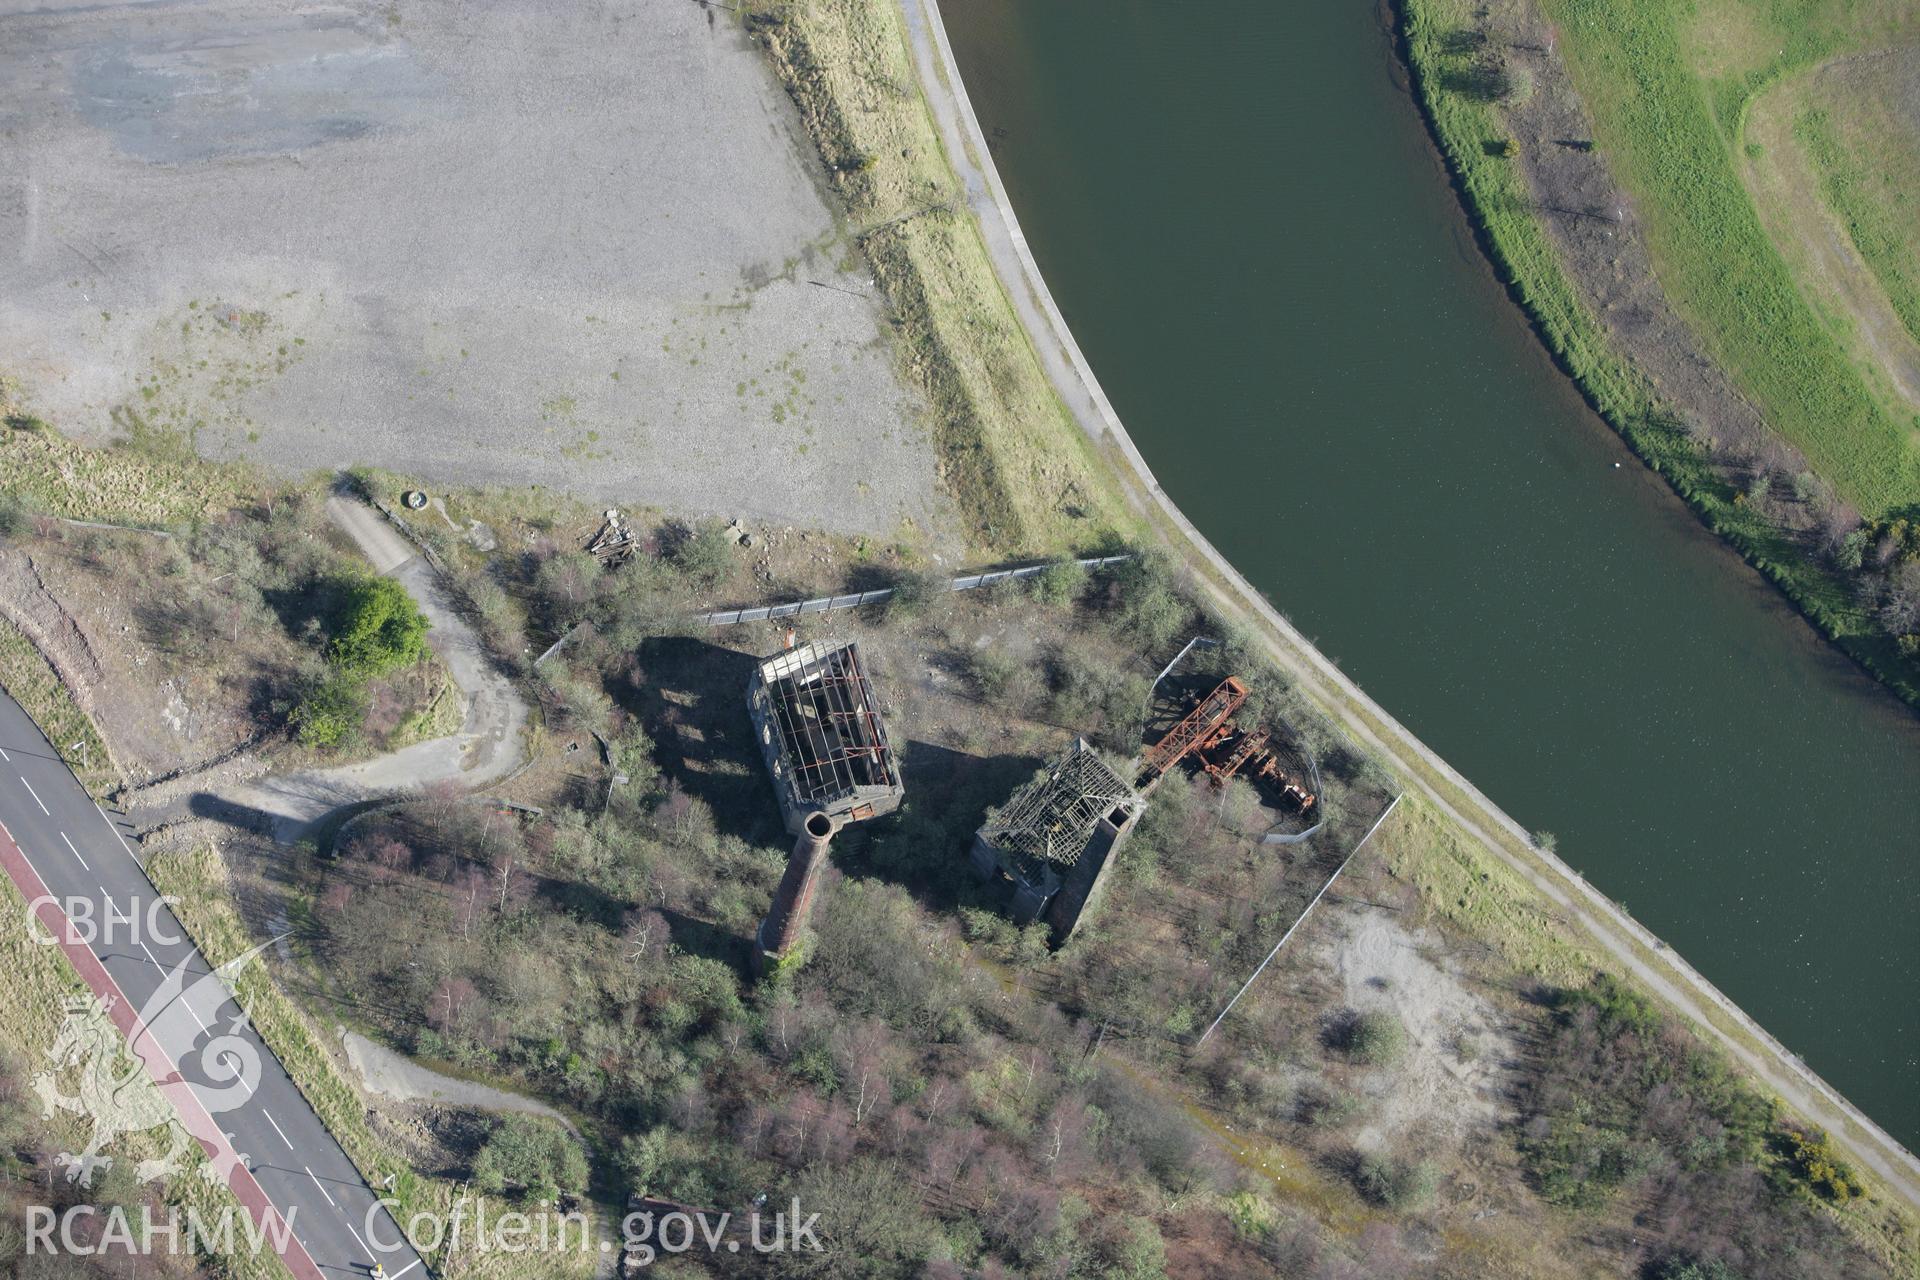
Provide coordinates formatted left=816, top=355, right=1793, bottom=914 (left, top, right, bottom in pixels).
left=941, top=0, right=1920, bottom=1144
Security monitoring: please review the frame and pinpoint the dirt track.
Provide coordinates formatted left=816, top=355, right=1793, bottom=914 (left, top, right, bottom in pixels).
left=221, top=496, right=529, bottom=843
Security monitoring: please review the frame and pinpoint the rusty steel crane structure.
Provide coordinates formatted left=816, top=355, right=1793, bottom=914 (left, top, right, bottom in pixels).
left=1135, top=676, right=1247, bottom=792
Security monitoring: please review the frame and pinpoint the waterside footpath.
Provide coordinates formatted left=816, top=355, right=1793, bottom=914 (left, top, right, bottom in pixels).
left=749, top=0, right=1920, bottom=1212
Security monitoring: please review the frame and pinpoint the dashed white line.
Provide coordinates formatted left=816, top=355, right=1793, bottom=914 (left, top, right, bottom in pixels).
left=59, top=831, right=89, bottom=871
left=345, top=1220, right=374, bottom=1256
left=305, top=1166, right=336, bottom=1207
left=19, top=776, right=48, bottom=815
left=140, top=941, right=160, bottom=969
left=0, top=746, right=11, bottom=761
left=216, top=1049, right=254, bottom=1099
left=263, top=1110, right=293, bottom=1149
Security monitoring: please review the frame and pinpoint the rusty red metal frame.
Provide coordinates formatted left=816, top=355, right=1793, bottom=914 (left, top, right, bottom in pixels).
left=1137, top=676, right=1248, bottom=790
left=763, top=643, right=898, bottom=808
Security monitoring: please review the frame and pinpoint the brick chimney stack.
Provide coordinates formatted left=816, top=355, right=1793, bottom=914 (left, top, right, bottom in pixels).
left=753, top=811, right=834, bottom=975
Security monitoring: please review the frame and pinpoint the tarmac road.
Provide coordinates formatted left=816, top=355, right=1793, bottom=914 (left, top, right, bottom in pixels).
left=0, top=688, right=426, bottom=1280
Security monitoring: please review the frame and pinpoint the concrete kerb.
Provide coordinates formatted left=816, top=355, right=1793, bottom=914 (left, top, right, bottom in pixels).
left=904, top=0, right=1920, bottom=1204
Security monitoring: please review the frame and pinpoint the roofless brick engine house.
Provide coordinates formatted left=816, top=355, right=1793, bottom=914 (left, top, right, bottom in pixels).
left=746, top=640, right=904, bottom=973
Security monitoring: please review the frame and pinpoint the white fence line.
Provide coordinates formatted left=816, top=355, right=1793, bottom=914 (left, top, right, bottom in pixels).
left=1196, top=793, right=1404, bottom=1046
left=695, top=554, right=1132, bottom=627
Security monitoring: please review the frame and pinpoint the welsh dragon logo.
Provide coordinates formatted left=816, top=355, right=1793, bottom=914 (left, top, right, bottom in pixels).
left=33, top=942, right=272, bottom=1187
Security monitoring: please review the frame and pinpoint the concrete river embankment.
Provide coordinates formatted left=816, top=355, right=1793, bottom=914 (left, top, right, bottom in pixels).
left=919, top=0, right=1920, bottom=1182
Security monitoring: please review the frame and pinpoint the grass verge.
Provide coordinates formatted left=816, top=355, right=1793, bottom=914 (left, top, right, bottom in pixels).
left=0, top=618, right=118, bottom=797
left=145, top=843, right=599, bottom=1280
left=0, top=393, right=254, bottom=528
left=745, top=0, right=1135, bottom=555
left=0, top=869, right=294, bottom=1280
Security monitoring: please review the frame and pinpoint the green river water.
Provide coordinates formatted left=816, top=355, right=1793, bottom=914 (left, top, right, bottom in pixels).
left=942, top=0, right=1920, bottom=1144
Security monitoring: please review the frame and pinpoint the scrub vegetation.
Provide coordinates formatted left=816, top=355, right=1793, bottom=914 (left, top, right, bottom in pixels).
left=0, top=420, right=460, bottom=772
left=2, top=433, right=1913, bottom=1273
left=139, top=840, right=596, bottom=1280
left=291, top=575, right=432, bottom=748
left=166, top=510, right=1907, bottom=1278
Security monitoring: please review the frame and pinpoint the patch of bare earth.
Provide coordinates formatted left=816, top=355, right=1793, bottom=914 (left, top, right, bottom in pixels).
left=1323, top=906, right=1514, bottom=1156
left=0, top=540, right=257, bottom=783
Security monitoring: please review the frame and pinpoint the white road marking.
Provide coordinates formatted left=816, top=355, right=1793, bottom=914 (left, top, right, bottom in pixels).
left=183, top=1000, right=209, bottom=1032
left=263, top=1110, right=293, bottom=1149
left=0, top=746, right=11, bottom=761
left=345, top=1220, right=373, bottom=1256
left=216, top=1049, right=254, bottom=1098
left=59, top=831, right=89, bottom=871
left=305, top=1166, right=336, bottom=1207
left=95, top=803, right=140, bottom=862
left=140, top=941, right=160, bottom=968
left=390, top=1259, right=420, bottom=1277
left=19, top=776, right=48, bottom=815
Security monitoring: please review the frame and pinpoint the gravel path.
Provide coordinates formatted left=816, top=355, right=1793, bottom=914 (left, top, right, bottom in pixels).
left=342, top=1032, right=572, bottom=1128
left=224, top=495, right=528, bottom=843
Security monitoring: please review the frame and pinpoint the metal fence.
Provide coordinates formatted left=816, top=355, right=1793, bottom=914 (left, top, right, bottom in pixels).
left=696, top=554, right=1132, bottom=628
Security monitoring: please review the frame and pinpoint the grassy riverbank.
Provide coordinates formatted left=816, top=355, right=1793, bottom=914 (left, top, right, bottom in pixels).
left=743, top=0, right=1134, bottom=555
left=1542, top=0, right=1919, bottom=516
left=1398, top=0, right=1920, bottom=708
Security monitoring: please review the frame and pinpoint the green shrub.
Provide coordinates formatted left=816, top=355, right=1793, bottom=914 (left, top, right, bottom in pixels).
left=471, top=1115, right=588, bottom=1202
left=1354, top=1152, right=1438, bottom=1210
left=1028, top=557, right=1087, bottom=606
left=1529, top=1117, right=1659, bottom=1209
left=533, top=550, right=600, bottom=628
left=327, top=576, right=429, bottom=675
left=1774, top=1127, right=1864, bottom=1204
left=1562, top=971, right=1659, bottom=1040
left=668, top=521, right=737, bottom=588
left=1655, top=1258, right=1742, bottom=1280
left=1047, top=648, right=1148, bottom=753
left=970, top=647, right=1040, bottom=713
left=0, top=491, right=32, bottom=540
left=884, top=567, right=949, bottom=620
left=1108, top=551, right=1191, bottom=656
left=290, top=672, right=367, bottom=748
left=1346, top=1010, right=1408, bottom=1066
